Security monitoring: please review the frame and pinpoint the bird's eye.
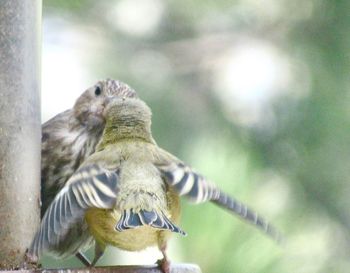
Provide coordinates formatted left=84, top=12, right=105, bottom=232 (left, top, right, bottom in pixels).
left=94, top=86, right=102, bottom=96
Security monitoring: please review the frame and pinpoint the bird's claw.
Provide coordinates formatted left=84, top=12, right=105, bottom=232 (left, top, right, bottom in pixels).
left=157, top=257, right=171, bottom=273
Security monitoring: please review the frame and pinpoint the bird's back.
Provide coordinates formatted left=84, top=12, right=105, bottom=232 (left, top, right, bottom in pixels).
left=41, top=110, right=103, bottom=216
left=84, top=141, right=182, bottom=251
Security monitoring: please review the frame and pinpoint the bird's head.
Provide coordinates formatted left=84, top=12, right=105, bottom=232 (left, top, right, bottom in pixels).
left=104, top=96, right=152, bottom=126
left=99, top=96, right=154, bottom=145
left=73, top=79, right=138, bottom=131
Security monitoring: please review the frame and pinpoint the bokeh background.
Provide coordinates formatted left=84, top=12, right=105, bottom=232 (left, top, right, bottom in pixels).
left=41, top=0, right=350, bottom=272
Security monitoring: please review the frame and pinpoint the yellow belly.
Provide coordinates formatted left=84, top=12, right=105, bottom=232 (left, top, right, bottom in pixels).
left=84, top=187, right=181, bottom=251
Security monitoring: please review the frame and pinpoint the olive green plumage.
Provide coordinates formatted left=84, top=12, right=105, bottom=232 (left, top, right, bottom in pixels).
left=29, top=96, right=281, bottom=272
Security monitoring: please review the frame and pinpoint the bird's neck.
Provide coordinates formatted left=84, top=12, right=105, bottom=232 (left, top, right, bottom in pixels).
left=98, top=118, right=154, bottom=148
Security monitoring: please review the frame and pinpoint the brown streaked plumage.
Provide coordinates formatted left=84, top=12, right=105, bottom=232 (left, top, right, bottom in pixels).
left=41, top=79, right=137, bottom=216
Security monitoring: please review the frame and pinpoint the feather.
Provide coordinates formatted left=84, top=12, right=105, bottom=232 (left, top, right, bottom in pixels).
left=157, top=161, right=282, bottom=242
left=115, top=209, right=186, bottom=236
left=28, top=164, right=119, bottom=257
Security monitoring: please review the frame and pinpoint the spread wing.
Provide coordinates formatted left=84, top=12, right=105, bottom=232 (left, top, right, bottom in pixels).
left=28, top=164, right=119, bottom=259
left=155, top=149, right=282, bottom=242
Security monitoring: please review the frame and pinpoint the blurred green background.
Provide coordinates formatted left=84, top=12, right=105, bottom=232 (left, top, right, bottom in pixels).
left=40, top=0, right=350, bottom=272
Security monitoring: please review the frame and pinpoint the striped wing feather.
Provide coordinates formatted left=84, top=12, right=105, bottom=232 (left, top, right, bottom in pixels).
left=157, top=161, right=283, bottom=242
left=29, top=164, right=119, bottom=258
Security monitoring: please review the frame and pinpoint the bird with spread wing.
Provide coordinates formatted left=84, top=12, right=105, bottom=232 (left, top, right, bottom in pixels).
left=28, top=94, right=281, bottom=273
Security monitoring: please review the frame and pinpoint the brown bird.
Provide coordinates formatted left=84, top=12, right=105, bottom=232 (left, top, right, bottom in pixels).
left=41, top=79, right=137, bottom=216
left=40, top=79, right=137, bottom=265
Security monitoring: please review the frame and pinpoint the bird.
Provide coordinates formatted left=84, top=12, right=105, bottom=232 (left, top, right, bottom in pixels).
left=29, top=95, right=281, bottom=273
left=40, top=79, right=137, bottom=265
left=41, top=79, right=137, bottom=217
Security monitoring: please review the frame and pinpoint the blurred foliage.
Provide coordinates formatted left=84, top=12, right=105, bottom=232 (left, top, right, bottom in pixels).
left=41, top=0, right=350, bottom=272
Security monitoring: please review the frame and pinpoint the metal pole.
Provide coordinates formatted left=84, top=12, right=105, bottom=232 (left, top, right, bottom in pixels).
left=0, top=0, right=42, bottom=269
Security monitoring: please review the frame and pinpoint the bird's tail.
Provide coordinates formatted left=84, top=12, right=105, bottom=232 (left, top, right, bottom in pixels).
left=115, top=208, right=187, bottom=236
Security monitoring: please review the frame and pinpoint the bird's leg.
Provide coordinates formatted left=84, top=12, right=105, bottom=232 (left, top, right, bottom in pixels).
left=22, top=250, right=40, bottom=269
left=75, top=251, right=91, bottom=267
left=91, top=243, right=105, bottom=267
left=157, top=243, right=171, bottom=273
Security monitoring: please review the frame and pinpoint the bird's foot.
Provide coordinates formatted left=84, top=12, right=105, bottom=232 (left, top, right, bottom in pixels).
left=22, top=250, right=41, bottom=269
left=157, top=257, right=171, bottom=273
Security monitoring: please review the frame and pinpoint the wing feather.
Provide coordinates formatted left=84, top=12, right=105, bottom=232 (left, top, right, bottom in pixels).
left=28, top=164, right=119, bottom=259
left=157, top=161, right=282, bottom=242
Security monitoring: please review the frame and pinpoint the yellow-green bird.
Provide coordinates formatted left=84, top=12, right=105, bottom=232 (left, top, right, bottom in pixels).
left=28, top=96, right=281, bottom=272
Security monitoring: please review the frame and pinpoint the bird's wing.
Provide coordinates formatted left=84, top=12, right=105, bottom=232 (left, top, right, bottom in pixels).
left=28, top=163, right=119, bottom=259
left=155, top=148, right=282, bottom=242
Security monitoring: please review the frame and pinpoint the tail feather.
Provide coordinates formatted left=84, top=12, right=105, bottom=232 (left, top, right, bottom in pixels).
left=115, top=209, right=186, bottom=236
